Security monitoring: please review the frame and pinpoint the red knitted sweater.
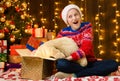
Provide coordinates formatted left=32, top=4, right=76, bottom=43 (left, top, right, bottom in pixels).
left=57, top=22, right=97, bottom=62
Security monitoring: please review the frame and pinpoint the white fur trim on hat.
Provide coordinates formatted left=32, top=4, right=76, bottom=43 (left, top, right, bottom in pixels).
left=61, top=4, right=83, bottom=25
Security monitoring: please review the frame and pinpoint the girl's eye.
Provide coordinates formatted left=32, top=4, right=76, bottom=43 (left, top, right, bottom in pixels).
left=74, top=13, right=78, bottom=16
left=68, top=15, right=72, bottom=18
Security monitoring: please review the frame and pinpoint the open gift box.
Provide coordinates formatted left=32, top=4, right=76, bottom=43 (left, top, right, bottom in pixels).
left=16, top=49, right=56, bottom=80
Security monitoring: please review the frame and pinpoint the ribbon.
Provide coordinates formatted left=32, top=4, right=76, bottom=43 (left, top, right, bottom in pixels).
left=0, top=40, right=7, bottom=53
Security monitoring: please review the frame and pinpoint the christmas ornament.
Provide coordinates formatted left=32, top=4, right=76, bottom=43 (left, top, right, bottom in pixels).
left=4, top=27, right=9, bottom=33
left=10, top=37, right=15, bottom=42
left=5, top=1, right=12, bottom=7
left=10, top=35, right=15, bottom=42
left=15, top=6, right=20, bottom=12
left=5, top=20, right=11, bottom=26
left=34, top=24, right=39, bottom=28
left=0, top=32, right=5, bottom=39
left=10, top=24, right=15, bottom=29
left=0, top=7, right=4, bottom=13
left=21, top=2, right=27, bottom=9
left=10, top=21, right=15, bottom=29
left=21, top=14, right=25, bottom=19
left=12, top=30, right=20, bottom=34
left=25, top=29, right=31, bottom=34
left=0, top=17, right=5, bottom=22
left=13, top=0, right=18, bottom=2
left=26, top=24, right=31, bottom=29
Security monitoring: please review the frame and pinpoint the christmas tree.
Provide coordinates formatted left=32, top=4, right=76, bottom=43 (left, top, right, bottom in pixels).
left=0, top=0, right=39, bottom=44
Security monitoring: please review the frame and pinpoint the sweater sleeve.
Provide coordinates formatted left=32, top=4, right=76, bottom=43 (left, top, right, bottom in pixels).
left=71, top=24, right=94, bottom=60
left=56, top=30, right=63, bottom=38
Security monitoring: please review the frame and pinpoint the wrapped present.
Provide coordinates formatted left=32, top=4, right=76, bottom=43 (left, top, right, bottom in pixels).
left=20, top=37, right=29, bottom=45
left=43, top=28, right=48, bottom=38
left=21, top=57, right=54, bottom=80
left=0, top=62, right=5, bottom=68
left=28, top=28, right=48, bottom=38
left=47, top=31, right=56, bottom=40
left=5, top=62, right=21, bottom=71
left=9, top=55, right=22, bottom=63
left=0, top=40, right=7, bottom=53
left=0, top=53, right=7, bottom=62
left=26, top=36, right=45, bottom=51
left=10, top=45, right=26, bottom=55
left=0, top=62, right=5, bottom=73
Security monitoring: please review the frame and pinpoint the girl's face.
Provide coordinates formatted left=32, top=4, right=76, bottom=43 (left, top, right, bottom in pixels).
left=67, top=8, right=82, bottom=30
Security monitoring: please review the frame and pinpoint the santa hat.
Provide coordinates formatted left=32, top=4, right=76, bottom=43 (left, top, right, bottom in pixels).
left=61, top=4, right=83, bottom=25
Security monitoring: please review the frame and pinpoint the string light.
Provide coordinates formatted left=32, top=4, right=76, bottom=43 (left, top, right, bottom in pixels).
left=112, top=0, right=120, bottom=62
left=53, top=1, right=60, bottom=33
left=95, top=0, right=105, bottom=56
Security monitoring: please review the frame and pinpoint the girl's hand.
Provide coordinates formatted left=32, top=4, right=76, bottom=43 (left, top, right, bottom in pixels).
left=66, top=56, right=73, bottom=61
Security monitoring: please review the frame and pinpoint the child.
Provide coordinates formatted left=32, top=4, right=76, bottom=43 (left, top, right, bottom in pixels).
left=54, top=4, right=118, bottom=79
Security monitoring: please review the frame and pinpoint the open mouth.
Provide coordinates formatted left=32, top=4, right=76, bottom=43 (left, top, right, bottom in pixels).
left=73, top=21, right=78, bottom=24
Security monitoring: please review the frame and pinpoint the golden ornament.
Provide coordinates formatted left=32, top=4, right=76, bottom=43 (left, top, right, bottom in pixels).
left=10, top=24, right=15, bottom=29
left=5, top=20, right=11, bottom=26
left=0, top=17, right=5, bottom=22
left=13, top=0, right=18, bottom=2
left=12, top=30, right=20, bottom=34
left=21, top=2, right=27, bottom=9
left=5, top=1, right=11, bottom=7
left=21, top=14, right=25, bottom=19
left=0, top=7, right=4, bottom=13
left=10, top=37, right=15, bottom=42
left=25, top=29, right=31, bottom=34
left=34, top=24, right=39, bottom=28
left=0, top=32, right=5, bottom=39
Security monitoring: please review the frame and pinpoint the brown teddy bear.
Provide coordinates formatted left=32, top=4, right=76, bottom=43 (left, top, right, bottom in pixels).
left=34, top=37, right=87, bottom=67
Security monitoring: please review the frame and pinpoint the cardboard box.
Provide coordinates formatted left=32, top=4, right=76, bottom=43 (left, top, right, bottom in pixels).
left=21, top=56, right=55, bottom=80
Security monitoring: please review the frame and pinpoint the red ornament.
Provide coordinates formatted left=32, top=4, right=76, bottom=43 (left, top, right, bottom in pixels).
left=10, top=21, right=15, bottom=25
left=4, top=27, right=9, bottom=33
left=10, top=34, right=15, bottom=38
left=26, top=24, right=31, bottom=29
left=15, top=6, right=20, bottom=12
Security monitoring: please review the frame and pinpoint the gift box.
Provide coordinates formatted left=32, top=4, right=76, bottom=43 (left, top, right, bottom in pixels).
left=20, top=37, right=29, bottom=45
left=10, top=45, right=26, bottom=55
left=26, top=36, right=45, bottom=51
left=21, top=56, right=55, bottom=80
left=0, top=40, right=7, bottom=53
left=0, top=62, right=5, bottom=73
left=0, top=53, right=7, bottom=62
left=47, top=31, right=56, bottom=40
left=9, top=55, right=22, bottom=63
left=29, top=28, right=48, bottom=38
left=5, top=62, right=21, bottom=71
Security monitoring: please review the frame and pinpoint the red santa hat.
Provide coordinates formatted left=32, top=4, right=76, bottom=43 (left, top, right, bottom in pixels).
left=61, top=4, right=83, bottom=25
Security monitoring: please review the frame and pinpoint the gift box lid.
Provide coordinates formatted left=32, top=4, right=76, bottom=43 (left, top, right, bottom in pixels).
left=15, top=49, right=56, bottom=61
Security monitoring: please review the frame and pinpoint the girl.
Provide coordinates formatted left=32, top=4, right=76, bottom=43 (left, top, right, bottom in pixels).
left=54, top=4, right=118, bottom=79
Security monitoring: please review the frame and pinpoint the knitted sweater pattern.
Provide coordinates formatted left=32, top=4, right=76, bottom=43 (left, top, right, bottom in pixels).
left=57, top=22, right=96, bottom=62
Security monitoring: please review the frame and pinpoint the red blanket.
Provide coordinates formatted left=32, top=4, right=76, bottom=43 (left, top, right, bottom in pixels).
left=0, top=68, right=120, bottom=81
